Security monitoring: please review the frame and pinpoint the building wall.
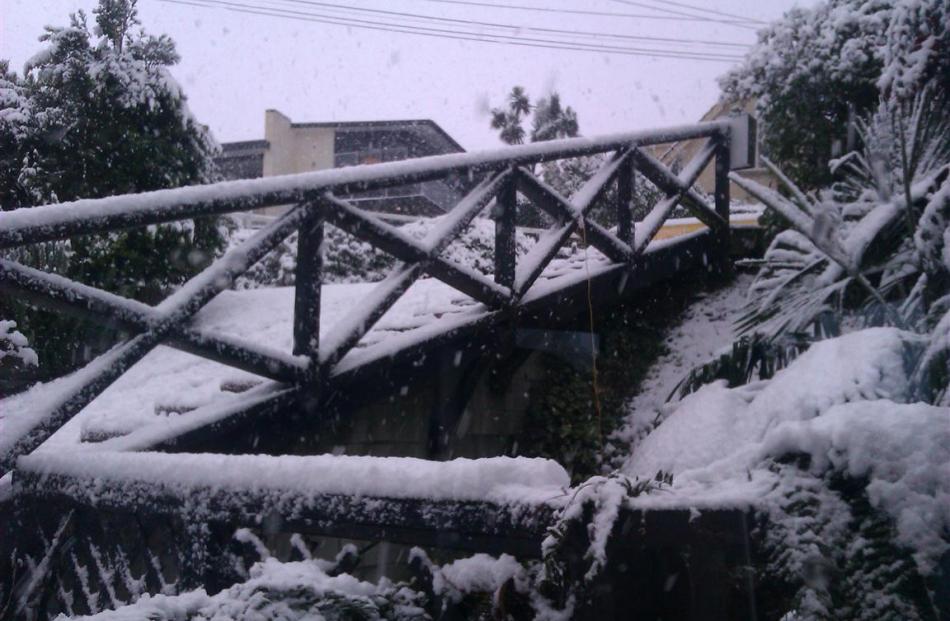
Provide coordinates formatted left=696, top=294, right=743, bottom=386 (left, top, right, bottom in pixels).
left=651, top=99, right=778, bottom=204
left=262, top=109, right=335, bottom=177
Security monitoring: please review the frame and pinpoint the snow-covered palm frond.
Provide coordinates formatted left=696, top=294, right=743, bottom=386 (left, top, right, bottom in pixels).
left=833, top=86, right=950, bottom=209
left=734, top=88, right=950, bottom=342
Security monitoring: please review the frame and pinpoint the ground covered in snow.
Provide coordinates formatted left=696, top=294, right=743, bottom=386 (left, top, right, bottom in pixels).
left=609, top=272, right=754, bottom=458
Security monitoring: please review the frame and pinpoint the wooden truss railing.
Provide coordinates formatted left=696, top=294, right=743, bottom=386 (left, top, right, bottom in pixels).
left=0, top=118, right=743, bottom=475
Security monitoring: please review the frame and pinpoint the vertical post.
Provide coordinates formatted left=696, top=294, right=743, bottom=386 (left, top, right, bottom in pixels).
left=293, top=208, right=324, bottom=363
left=616, top=153, right=634, bottom=248
left=494, top=169, right=517, bottom=290
left=714, top=133, right=732, bottom=274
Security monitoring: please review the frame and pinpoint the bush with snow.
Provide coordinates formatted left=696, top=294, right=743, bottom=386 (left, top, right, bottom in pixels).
left=0, top=320, right=38, bottom=368
left=720, top=0, right=950, bottom=188
left=0, top=0, right=223, bottom=384
left=233, top=215, right=532, bottom=288
left=614, top=82, right=950, bottom=618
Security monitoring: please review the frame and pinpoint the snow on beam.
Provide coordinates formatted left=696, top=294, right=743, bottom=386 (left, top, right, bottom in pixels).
left=634, top=140, right=718, bottom=253
left=0, top=207, right=310, bottom=476
left=516, top=172, right=633, bottom=264
left=15, top=452, right=568, bottom=557
left=319, top=263, right=424, bottom=368
left=632, top=147, right=725, bottom=230
left=0, top=258, right=307, bottom=382
left=321, top=193, right=511, bottom=307
left=94, top=383, right=302, bottom=453
left=0, top=122, right=729, bottom=249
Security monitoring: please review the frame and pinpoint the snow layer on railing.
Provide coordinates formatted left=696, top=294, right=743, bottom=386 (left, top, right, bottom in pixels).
left=0, top=120, right=727, bottom=239
left=18, top=451, right=570, bottom=506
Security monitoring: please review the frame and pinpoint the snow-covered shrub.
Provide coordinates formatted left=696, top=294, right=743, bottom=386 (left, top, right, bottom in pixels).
left=55, top=557, right=429, bottom=621
left=626, top=328, right=947, bottom=619
left=733, top=88, right=949, bottom=345
left=720, top=0, right=950, bottom=189
left=0, top=320, right=38, bottom=368
left=0, top=0, right=223, bottom=382
left=402, top=216, right=531, bottom=275
left=232, top=223, right=393, bottom=288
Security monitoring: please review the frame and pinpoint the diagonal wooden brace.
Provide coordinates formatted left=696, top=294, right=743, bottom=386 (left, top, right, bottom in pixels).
left=317, top=172, right=511, bottom=368
left=0, top=204, right=312, bottom=476
left=631, top=146, right=726, bottom=231
left=321, top=193, right=511, bottom=308
left=515, top=155, right=634, bottom=267
left=633, top=140, right=718, bottom=253
left=0, top=259, right=307, bottom=382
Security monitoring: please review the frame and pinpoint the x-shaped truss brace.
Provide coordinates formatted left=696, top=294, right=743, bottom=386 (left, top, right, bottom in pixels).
left=0, top=134, right=728, bottom=476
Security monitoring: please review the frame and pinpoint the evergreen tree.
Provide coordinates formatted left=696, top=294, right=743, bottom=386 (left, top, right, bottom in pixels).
left=720, top=0, right=950, bottom=190
left=0, top=0, right=223, bottom=384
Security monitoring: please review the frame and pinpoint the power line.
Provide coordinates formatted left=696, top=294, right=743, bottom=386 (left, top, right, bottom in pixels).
left=163, top=0, right=746, bottom=62
left=265, top=0, right=750, bottom=49
left=609, top=0, right=757, bottom=30
left=397, top=0, right=760, bottom=26
left=633, top=0, right=767, bottom=25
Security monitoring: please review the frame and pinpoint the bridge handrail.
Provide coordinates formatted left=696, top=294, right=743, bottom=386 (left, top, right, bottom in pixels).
left=0, top=120, right=728, bottom=248
left=0, top=118, right=740, bottom=476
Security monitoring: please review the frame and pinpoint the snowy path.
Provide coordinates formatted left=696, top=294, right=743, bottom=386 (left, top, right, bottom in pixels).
left=610, top=273, right=753, bottom=460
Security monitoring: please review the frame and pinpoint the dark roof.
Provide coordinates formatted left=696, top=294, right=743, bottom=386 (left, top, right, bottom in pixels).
left=288, top=119, right=465, bottom=153
left=220, top=140, right=269, bottom=153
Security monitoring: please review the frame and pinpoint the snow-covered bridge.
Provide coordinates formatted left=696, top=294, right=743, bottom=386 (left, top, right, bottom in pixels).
left=0, top=117, right=761, bottom=618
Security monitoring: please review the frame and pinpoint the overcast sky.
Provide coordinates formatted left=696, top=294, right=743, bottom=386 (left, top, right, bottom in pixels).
left=2, top=0, right=810, bottom=151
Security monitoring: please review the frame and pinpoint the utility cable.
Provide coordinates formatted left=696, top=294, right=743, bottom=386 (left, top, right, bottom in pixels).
left=622, top=0, right=767, bottom=24
left=400, top=0, right=761, bottom=27
left=610, top=0, right=757, bottom=30
left=164, top=0, right=746, bottom=62
left=265, top=0, right=751, bottom=49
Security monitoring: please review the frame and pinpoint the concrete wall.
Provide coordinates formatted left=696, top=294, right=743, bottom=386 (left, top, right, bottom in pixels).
left=651, top=99, right=779, bottom=204
left=258, top=110, right=336, bottom=216
left=263, top=109, right=335, bottom=176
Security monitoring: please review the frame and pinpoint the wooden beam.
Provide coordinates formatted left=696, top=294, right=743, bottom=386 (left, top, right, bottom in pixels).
left=0, top=206, right=309, bottom=476
left=633, top=140, right=718, bottom=253
left=714, top=135, right=732, bottom=273
left=617, top=155, right=634, bottom=247
left=293, top=210, right=324, bottom=363
left=318, top=263, right=423, bottom=368
left=632, top=147, right=726, bottom=230
left=0, top=259, right=306, bottom=382
left=516, top=168, right=633, bottom=264
left=0, top=121, right=729, bottom=249
left=494, top=170, right=518, bottom=290
left=321, top=193, right=511, bottom=307
left=16, top=461, right=554, bottom=559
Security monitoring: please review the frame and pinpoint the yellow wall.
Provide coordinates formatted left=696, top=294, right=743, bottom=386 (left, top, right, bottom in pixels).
left=262, top=109, right=336, bottom=177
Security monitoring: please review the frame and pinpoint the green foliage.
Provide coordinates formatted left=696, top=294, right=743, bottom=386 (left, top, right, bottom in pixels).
left=757, top=463, right=940, bottom=621
left=720, top=0, right=950, bottom=190
left=488, top=85, right=667, bottom=229
left=539, top=471, right=669, bottom=613
left=671, top=333, right=810, bottom=400
left=734, top=88, right=950, bottom=346
left=490, top=86, right=578, bottom=146
left=0, top=0, right=222, bottom=383
left=518, top=271, right=730, bottom=482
